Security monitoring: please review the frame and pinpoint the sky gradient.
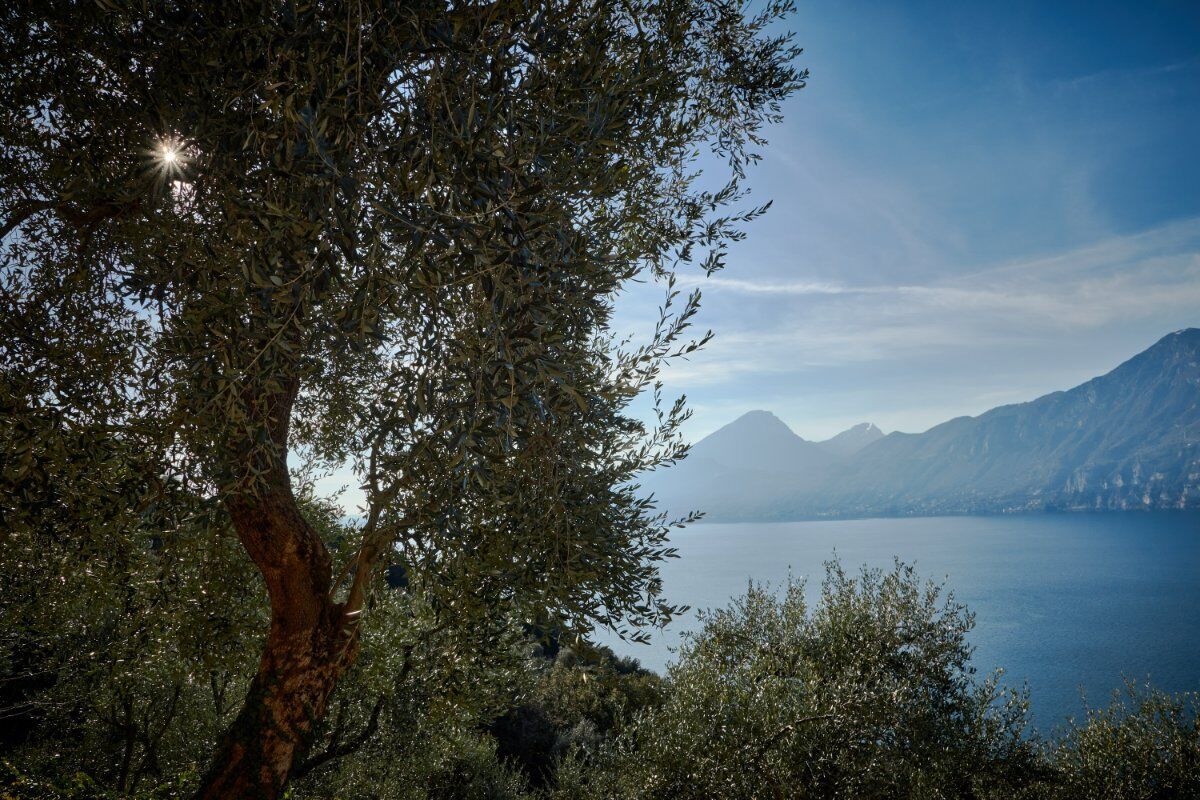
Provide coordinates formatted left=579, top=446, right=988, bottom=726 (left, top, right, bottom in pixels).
left=621, top=0, right=1200, bottom=441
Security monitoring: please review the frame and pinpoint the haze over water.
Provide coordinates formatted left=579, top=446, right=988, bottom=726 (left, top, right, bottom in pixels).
left=597, top=512, right=1200, bottom=731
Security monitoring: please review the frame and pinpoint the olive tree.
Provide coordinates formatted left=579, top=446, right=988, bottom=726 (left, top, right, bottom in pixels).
left=0, top=1, right=802, bottom=796
left=563, top=562, right=1041, bottom=800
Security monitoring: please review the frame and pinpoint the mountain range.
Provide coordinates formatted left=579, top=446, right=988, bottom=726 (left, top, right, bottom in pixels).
left=643, top=328, right=1200, bottom=521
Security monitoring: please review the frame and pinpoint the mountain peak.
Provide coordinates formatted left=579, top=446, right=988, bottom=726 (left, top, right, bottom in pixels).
left=1072, top=326, right=1200, bottom=397
left=1147, top=327, right=1199, bottom=351
left=1137, top=328, right=1200, bottom=359
left=688, top=410, right=831, bottom=474
left=708, top=409, right=805, bottom=445
left=816, top=422, right=886, bottom=458
left=727, top=409, right=793, bottom=431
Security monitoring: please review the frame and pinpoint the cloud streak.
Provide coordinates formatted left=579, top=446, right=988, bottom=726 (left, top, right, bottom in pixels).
left=682, top=217, right=1200, bottom=315
left=661, top=218, right=1200, bottom=388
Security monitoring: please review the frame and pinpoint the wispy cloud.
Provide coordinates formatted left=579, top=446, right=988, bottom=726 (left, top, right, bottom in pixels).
left=660, top=218, right=1200, bottom=386
left=676, top=276, right=849, bottom=295
left=684, top=217, right=1200, bottom=314
left=1049, top=56, right=1200, bottom=93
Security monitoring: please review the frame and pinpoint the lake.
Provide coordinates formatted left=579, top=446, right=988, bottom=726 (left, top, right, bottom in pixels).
left=594, top=512, right=1200, bottom=732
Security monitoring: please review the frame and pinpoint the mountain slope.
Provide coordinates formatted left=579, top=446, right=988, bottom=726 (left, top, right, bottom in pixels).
left=827, top=328, right=1200, bottom=516
left=646, top=329, right=1200, bottom=521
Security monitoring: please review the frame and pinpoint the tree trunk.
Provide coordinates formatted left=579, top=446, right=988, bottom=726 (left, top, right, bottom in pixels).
left=194, top=380, right=356, bottom=799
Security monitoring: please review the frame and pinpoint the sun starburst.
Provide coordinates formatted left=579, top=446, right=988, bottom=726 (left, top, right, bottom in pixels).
left=148, top=135, right=188, bottom=186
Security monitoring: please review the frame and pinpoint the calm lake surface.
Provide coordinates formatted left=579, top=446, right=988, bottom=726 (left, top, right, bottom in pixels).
left=594, top=512, right=1200, bottom=731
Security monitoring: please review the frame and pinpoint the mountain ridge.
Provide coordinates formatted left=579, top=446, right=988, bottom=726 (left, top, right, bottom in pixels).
left=645, top=329, right=1200, bottom=521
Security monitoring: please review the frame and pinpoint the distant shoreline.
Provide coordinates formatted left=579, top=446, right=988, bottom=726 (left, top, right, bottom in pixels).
left=681, top=507, right=1200, bottom=526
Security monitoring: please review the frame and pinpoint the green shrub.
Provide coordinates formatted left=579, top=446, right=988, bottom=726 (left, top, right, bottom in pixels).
left=1036, top=685, right=1200, bottom=800
left=489, top=642, right=664, bottom=788
left=558, top=560, right=1043, bottom=800
left=0, top=761, right=194, bottom=800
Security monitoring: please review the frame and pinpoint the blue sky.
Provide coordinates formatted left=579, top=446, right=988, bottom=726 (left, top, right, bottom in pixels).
left=623, top=0, right=1200, bottom=441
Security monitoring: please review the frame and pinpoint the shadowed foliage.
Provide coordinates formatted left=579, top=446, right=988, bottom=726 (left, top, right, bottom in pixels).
left=1, top=0, right=802, bottom=795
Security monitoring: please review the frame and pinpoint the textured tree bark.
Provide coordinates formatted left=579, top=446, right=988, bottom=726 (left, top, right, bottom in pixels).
left=193, top=380, right=357, bottom=799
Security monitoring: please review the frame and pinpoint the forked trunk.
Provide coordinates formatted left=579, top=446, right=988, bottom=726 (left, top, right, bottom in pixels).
left=194, top=488, right=355, bottom=799
left=195, top=381, right=357, bottom=799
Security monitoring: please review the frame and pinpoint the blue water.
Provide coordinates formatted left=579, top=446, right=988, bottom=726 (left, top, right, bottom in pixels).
left=595, top=512, right=1200, bottom=731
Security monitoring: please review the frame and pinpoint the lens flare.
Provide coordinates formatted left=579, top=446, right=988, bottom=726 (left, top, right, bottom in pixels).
left=147, top=135, right=192, bottom=199
left=152, top=136, right=186, bottom=174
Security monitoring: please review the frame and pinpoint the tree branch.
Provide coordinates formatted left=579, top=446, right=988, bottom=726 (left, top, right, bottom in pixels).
left=741, top=714, right=837, bottom=766
left=290, top=695, right=386, bottom=779
left=0, top=199, right=58, bottom=241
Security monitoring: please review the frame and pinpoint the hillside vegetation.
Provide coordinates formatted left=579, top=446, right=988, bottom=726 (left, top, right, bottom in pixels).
left=4, top=550, right=1197, bottom=800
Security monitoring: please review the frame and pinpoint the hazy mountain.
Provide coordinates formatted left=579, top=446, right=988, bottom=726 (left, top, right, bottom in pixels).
left=815, top=422, right=885, bottom=458
left=685, top=410, right=830, bottom=473
left=645, top=329, right=1200, bottom=521
left=641, top=410, right=835, bottom=521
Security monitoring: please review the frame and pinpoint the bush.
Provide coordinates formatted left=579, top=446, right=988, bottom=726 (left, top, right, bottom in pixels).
left=1035, top=685, right=1200, bottom=800
left=8, top=544, right=1199, bottom=800
left=489, top=642, right=664, bottom=788
left=559, top=560, right=1043, bottom=800
left=0, top=761, right=194, bottom=799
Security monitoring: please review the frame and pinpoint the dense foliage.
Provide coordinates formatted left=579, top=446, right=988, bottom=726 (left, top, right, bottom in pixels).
left=1033, top=685, right=1200, bottom=800
left=1, top=1, right=802, bottom=793
left=553, top=562, right=1042, bottom=800
left=5, top=554, right=1198, bottom=799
